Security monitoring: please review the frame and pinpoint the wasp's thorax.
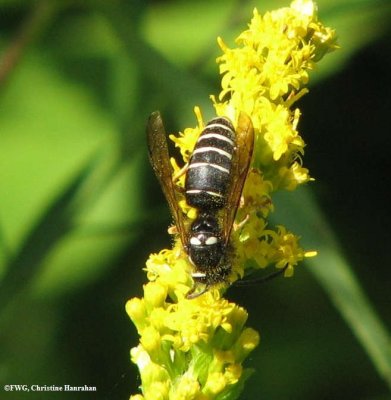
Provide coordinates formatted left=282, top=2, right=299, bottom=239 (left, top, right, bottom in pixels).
left=188, top=213, right=224, bottom=270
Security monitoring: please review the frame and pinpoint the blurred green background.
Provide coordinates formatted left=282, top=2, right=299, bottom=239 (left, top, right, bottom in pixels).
left=0, top=0, right=390, bottom=399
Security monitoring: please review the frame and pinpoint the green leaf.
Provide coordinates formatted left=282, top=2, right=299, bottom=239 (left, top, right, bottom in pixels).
left=0, top=47, right=143, bottom=303
left=273, top=187, right=391, bottom=390
left=0, top=153, right=102, bottom=310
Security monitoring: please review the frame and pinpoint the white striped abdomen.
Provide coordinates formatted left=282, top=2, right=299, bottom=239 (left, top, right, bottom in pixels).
left=185, top=117, right=235, bottom=210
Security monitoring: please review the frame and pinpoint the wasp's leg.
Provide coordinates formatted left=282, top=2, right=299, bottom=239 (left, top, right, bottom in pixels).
left=233, top=214, right=250, bottom=231
left=172, top=162, right=189, bottom=184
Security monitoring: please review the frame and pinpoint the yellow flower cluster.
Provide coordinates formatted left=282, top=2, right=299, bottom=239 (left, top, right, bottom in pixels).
left=213, top=0, right=337, bottom=191
left=128, top=1, right=337, bottom=399
left=127, top=271, right=259, bottom=400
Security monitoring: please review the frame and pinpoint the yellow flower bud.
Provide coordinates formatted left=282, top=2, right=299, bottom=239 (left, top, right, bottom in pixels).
left=140, top=326, right=161, bottom=355
left=171, top=373, right=201, bottom=400
left=144, top=281, right=167, bottom=307
left=204, top=372, right=226, bottom=396
left=125, top=298, right=146, bottom=330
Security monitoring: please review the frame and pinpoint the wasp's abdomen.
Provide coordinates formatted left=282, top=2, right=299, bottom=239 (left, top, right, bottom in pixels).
left=185, top=117, right=235, bottom=210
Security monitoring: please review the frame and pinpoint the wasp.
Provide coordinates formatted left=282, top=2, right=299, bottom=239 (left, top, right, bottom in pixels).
left=147, top=111, right=254, bottom=298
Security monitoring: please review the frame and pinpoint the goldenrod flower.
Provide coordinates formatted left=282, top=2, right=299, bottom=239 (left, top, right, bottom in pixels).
left=127, top=1, right=337, bottom=399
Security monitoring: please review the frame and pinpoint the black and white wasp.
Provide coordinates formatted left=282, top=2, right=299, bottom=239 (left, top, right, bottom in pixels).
left=147, top=111, right=254, bottom=298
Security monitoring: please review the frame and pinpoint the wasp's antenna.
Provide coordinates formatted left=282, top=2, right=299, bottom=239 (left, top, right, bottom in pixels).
left=234, top=264, right=289, bottom=287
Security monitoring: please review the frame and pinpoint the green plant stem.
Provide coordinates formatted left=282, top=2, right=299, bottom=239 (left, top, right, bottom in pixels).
left=0, top=1, right=55, bottom=89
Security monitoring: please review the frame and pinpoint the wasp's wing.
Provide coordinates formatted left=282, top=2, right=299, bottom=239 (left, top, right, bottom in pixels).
left=146, top=111, right=187, bottom=247
left=223, top=112, right=254, bottom=242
